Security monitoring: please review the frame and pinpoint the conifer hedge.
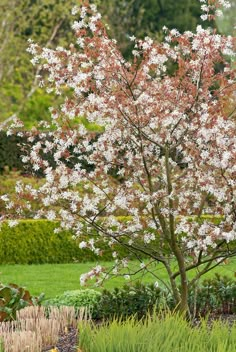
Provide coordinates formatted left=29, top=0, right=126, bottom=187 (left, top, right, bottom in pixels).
left=0, top=220, right=129, bottom=264
left=0, top=217, right=227, bottom=264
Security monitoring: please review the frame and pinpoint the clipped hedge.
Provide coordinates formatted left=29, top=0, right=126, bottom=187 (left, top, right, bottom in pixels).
left=0, top=220, right=79, bottom=264
left=0, top=220, right=131, bottom=264
left=0, top=216, right=230, bottom=264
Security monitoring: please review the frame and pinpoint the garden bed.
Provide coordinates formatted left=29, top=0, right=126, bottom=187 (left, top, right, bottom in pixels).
left=43, top=327, right=78, bottom=352
left=43, top=313, right=236, bottom=352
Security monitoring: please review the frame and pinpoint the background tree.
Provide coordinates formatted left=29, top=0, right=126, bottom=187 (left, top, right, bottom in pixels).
left=0, top=0, right=233, bottom=130
left=96, top=0, right=213, bottom=58
left=0, top=0, right=221, bottom=130
left=217, top=0, right=236, bottom=35
left=0, top=0, right=78, bottom=128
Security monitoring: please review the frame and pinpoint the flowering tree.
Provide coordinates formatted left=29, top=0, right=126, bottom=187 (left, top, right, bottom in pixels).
left=3, top=0, right=236, bottom=313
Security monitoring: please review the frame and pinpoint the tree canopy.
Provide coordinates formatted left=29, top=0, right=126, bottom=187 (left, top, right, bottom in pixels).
left=3, top=1, right=235, bottom=315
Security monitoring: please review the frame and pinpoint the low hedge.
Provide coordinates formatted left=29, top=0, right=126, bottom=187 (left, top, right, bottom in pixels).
left=44, top=276, right=236, bottom=320
left=0, top=220, right=129, bottom=264
left=96, top=277, right=236, bottom=318
left=0, top=220, right=81, bottom=264
left=0, top=216, right=229, bottom=264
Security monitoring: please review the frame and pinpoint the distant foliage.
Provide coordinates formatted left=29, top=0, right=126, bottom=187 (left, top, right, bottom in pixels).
left=0, top=0, right=78, bottom=126
left=97, top=0, right=207, bottom=58
left=0, top=132, right=25, bottom=173
left=0, top=0, right=222, bottom=127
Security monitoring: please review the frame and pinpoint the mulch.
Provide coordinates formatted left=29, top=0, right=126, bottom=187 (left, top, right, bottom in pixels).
left=198, top=313, right=236, bottom=327
left=43, top=327, right=78, bottom=352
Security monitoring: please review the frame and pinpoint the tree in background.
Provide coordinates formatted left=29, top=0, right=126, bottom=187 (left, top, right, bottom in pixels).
left=0, top=0, right=221, bottom=129
left=217, top=0, right=236, bottom=35
left=0, top=0, right=78, bottom=128
left=4, top=0, right=235, bottom=314
left=97, top=0, right=207, bottom=58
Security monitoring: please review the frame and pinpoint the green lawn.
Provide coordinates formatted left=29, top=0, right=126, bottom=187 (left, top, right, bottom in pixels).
left=0, top=259, right=235, bottom=299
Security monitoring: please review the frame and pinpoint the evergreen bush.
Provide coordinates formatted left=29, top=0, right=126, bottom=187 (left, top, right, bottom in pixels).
left=0, top=220, right=129, bottom=264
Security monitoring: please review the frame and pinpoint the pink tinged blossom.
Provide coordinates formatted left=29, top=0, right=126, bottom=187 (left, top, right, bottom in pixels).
left=79, top=241, right=87, bottom=249
left=4, top=0, right=235, bottom=289
left=8, top=220, right=19, bottom=227
left=46, top=210, right=56, bottom=221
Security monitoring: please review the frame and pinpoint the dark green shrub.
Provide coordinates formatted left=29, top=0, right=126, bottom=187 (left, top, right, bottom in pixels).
left=96, top=282, right=164, bottom=320
left=97, top=277, right=236, bottom=320
left=188, top=274, right=236, bottom=315
left=0, top=132, right=25, bottom=173
left=0, top=282, right=44, bottom=321
left=95, top=276, right=236, bottom=320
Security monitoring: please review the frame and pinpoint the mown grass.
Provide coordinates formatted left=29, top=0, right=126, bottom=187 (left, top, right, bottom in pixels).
left=0, top=259, right=235, bottom=299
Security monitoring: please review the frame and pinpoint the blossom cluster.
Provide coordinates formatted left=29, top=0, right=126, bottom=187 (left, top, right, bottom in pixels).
left=199, top=0, right=231, bottom=21
left=3, top=0, right=236, bottom=285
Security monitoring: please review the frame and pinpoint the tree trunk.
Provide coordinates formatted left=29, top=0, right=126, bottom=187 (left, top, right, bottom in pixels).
left=178, top=274, right=189, bottom=315
left=173, top=247, right=189, bottom=316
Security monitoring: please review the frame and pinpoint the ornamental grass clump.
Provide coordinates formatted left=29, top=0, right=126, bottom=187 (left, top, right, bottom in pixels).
left=78, top=314, right=236, bottom=352
left=1, top=331, right=42, bottom=352
left=0, top=305, right=81, bottom=352
left=2, top=0, right=236, bottom=315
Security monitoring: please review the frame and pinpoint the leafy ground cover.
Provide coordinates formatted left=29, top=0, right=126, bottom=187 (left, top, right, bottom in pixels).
left=0, top=260, right=235, bottom=299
